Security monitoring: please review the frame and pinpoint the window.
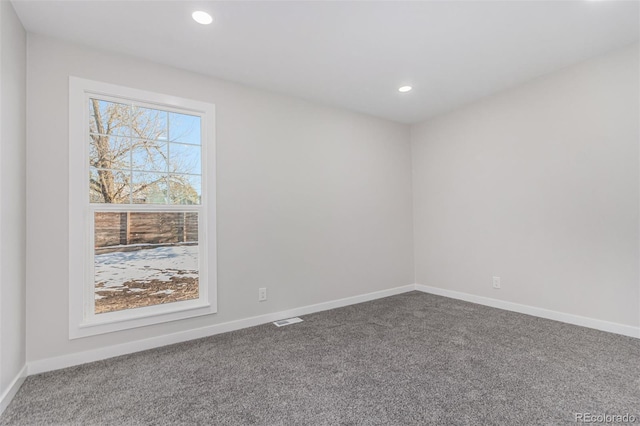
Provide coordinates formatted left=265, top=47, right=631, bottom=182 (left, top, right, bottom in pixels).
left=69, top=77, right=216, bottom=338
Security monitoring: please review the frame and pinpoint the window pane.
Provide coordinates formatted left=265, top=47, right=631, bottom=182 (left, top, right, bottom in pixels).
left=94, top=212, right=199, bottom=314
left=131, top=140, right=168, bottom=172
left=132, top=172, right=168, bottom=204
left=90, top=168, right=131, bottom=204
left=89, top=99, right=131, bottom=137
left=89, top=135, right=131, bottom=170
left=131, top=106, right=168, bottom=141
left=169, top=113, right=201, bottom=145
left=169, top=174, right=201, bottom=205
left=169, top=143, right=201, bottom=175
left=87, top=99, right=203, bottom=207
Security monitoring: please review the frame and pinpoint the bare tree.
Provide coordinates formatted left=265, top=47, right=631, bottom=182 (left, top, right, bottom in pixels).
left=89, top=99, right=200, bottom=204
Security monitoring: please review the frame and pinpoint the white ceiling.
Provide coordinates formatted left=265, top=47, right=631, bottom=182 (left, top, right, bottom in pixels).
left=11, top=0, right=640, bottom=124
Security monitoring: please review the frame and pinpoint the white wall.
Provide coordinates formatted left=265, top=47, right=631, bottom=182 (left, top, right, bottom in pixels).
left=26, top=35, right=414, bottom=363
left=22, top=31, right=639, bottom=369
left=412, top=44, right=639, bottom=328
left=0, top=0, right=27, bottom=402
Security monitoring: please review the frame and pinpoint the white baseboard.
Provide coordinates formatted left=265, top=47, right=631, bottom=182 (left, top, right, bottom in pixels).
left=414, top=284, right=640, bottom=339
left=0, top=365, right=27, bottom=416
left=28, top=284, right=415, bottom=375
left=28, top=282, right=637, bottom=377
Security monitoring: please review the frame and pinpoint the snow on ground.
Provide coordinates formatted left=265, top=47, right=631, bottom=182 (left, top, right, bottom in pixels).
left=151, top=289, right=175, bottom=296
left=95, top=245, right=198, bottom=288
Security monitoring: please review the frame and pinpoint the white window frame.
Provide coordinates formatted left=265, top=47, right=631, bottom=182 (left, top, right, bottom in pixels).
left=69, top=77, right=216, bottom=339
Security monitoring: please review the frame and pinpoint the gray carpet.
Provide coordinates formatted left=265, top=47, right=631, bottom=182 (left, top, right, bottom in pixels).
left=2, top=291, right=639, bottom=425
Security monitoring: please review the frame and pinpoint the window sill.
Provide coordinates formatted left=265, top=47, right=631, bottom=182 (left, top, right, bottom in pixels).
left=70, top=300, right=216, bottom=339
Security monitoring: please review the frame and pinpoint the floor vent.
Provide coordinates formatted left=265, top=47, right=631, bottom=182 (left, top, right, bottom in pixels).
left=273, top=317, right=303, bottom=327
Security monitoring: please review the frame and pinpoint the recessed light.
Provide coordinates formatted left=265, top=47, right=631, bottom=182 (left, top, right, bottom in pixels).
left=192, top=11, right=213, bottom=25
left=398, top=86, right=412, bottom=93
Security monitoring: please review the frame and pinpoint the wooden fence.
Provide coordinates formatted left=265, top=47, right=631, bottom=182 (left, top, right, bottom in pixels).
left=95, top=212, right=198, bottom=248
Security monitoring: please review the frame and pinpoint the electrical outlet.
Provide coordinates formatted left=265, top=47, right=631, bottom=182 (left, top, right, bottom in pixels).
left=492, top=276, right=501, bottom=289
left=258, top=287, right=267, bottom=301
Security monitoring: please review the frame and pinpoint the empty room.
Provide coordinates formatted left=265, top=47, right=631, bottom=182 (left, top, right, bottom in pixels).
left=0, top=0, right=638, bottom=424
